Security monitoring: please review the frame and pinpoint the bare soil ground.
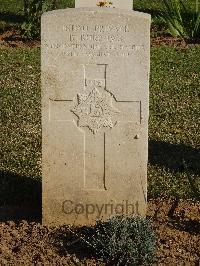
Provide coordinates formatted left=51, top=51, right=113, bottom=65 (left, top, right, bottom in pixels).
left=0, top=199, right=199, bottom=265
left=0, top=30, right=40, bottom=48
left=149, top=199, right=200, bottom=265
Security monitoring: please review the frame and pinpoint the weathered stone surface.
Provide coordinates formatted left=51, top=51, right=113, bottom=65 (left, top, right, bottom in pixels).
left=75, top=0, right=133, bottom=10
left=42, top=8, right=150, bottom=226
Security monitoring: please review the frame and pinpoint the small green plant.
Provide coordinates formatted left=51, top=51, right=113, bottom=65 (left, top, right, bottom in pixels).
left=188, top=175, right=200, bottom=200
left=160, top=0, right=200, bottom=42
left=22, top=0, right=54, bottom=39
left=85, top=215, right=156, bottom=266
left=21, top=0, right=74, bottom=39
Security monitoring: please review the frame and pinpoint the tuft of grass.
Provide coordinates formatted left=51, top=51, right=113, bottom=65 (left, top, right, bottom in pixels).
left=159, top=0, right=200, bottom=41
left=134, top=0, right=199, bottom=37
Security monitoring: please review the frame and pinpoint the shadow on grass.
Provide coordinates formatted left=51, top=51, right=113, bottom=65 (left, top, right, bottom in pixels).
left=0, top=170, right=41, bottom=222
left=169, top=218, right=200, bottom=235
left=149, top=140, right=200, bottom=176
left=0, top=12, right=24, bottom=24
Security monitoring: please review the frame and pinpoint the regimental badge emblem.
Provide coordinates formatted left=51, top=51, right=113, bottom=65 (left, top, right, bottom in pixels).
left=71, top=88, right=119, bottom=134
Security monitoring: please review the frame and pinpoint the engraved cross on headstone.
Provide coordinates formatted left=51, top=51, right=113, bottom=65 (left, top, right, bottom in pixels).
left=50, top=64, right=141, bottom=191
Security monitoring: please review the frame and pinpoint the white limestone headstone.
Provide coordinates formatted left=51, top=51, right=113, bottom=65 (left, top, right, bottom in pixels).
left=42, top=5, right=150, bottom=226
left=76, top=0, right=133, bottom=10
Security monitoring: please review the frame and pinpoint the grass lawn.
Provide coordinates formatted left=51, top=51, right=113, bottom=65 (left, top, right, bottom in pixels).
left=149, top=47, right=200, bottom=198
left=0, top=46, right=199, bottom=206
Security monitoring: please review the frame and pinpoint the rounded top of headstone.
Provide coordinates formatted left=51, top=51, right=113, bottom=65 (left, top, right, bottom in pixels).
left=42, top=8, right=151, bottom=21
